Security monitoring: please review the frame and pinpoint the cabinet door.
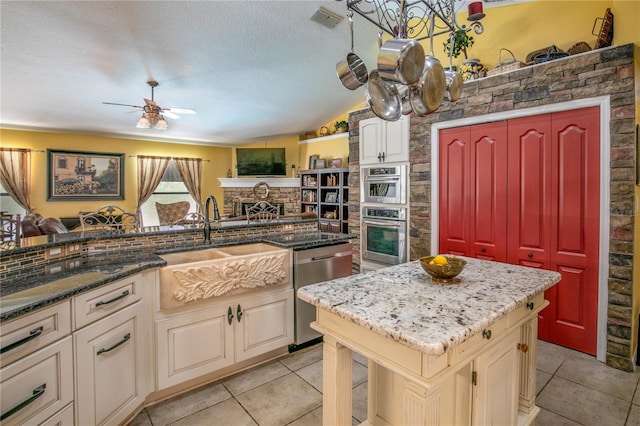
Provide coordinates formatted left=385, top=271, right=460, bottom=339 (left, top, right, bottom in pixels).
left=156, top=304, right=234, bottom=389
left=234, top=289, right=294, bottom=363
left=472, top=328, right=520, bottom=426
left=0, top=337, right=73, bottom=426
left=74, top=301, right=147, bottom=426
left=383, top=115, right=410, bottom=163
left=360, top=117, right=383, bottom=164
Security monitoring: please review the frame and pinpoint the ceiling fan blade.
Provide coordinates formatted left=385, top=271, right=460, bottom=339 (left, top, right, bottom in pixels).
left=161, top=110, right=181, bottom=119
left=165, top=107, right=197, bottom=115
left=102, top=102, right=143, bottom=109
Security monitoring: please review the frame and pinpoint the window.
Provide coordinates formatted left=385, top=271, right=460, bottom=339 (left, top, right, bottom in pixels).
left=139, top=161, right=197, bottom=226
left=0, top=182, right=26, bottom=217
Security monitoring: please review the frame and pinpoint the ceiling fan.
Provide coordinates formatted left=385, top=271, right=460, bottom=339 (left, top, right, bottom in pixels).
left=103, top=80, right=196, bottom=130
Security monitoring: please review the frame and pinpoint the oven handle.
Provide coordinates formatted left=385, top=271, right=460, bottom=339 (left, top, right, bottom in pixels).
left=363, top=219, right=405, bottom=228
left=365, top=176, right=401, bottom=182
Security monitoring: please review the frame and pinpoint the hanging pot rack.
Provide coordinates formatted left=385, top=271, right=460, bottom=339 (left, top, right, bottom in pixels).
left=345, top=0, right=485, bottom=41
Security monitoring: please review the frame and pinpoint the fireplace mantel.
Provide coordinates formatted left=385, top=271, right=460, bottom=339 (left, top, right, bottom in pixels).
left=218, top=177, right=300, bottom=188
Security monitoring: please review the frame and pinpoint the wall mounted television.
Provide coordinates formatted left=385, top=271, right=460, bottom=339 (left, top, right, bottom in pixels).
left=236, top=148, right=287, bottom=176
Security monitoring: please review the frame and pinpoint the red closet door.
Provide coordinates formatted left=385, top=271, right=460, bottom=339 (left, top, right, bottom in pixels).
left=544, top=107, right=600, bottom=355
left=469, top=122, right=508, bottom=262
left=439, top=126, right=470, bottom=256
left=507, top=114, right=552, bottom=269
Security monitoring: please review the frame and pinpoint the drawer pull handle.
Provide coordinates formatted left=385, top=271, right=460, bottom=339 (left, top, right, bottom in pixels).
left=96, top=333, right=131, bottom=355
left=227, top=306, right=234, bottom=325
left=482, top=329, right=492, bottom=340
left=95, top=290, right=130, bottom=307
left=237, top=304, right=243, bottom=322
left=0, top=326, right=43, bottom=354
left=526, top=302, right=535, bottom=310
left=0, top=383, right=46, bottom=421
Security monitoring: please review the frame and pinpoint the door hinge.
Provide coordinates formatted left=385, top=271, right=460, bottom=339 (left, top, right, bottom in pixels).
left=472, top=371, right=477, bottom=386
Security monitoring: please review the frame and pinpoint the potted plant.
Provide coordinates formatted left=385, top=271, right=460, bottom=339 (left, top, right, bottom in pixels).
left=443, top=28, right=474, bottom=61
left=334, top=120, right=348, bottom=134
left=443, top=28, right=484, bottom=81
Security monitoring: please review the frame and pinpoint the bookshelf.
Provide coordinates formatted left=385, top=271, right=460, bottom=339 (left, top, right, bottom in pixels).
left=299, top=167, right=349, bottom=233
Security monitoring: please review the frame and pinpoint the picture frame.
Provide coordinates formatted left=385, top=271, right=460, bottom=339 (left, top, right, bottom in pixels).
left=308, top=155, right=319, bottom=170
left=329, top=158, right=343, bottom=168
left=314, top=158, right=326, bottom=169
left=47, top=149, right=124, bottom=201
left=325, top=192, right=338, bottom=203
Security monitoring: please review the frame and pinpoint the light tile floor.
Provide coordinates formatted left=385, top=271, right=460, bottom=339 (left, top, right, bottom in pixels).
left=130, top=340, right=640, bottom=426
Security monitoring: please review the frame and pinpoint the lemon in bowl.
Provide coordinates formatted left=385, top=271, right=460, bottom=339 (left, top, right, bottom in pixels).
left=420, top=255, right=467, bottom=283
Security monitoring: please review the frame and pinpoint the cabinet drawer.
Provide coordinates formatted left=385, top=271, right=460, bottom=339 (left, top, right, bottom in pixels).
left=0, top=336, right=73, bottom=426
left=73, top=275, right=141, bottom=330
left=508, top=293, right=545, bottom=327
left=448, top=314, right=508, bottom=366
left=39, top=402, right=74, bottom=426
left=0, top=301, right=71, bottom=368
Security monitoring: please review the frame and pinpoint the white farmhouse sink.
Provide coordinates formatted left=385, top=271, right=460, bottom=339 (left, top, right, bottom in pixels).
left=159, top=243, right=291, bottom=309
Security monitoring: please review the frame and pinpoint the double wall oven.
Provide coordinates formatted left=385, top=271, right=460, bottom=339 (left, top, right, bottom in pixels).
left=360, top=164, right=408, bottom=269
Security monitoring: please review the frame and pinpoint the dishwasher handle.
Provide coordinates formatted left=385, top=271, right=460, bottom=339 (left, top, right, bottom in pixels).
left=296, top=250, right=352, bottom=264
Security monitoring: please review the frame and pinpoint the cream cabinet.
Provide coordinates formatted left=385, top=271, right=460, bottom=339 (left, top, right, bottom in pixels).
left=343, top=293, right=546, bottom=426
left=359, top=116, right=410, bottom=164
left=73, top=272, right=153, bottom=426
left=0, top=336, right=74, bottom=426
left=156, top=288, right=294, bottom=389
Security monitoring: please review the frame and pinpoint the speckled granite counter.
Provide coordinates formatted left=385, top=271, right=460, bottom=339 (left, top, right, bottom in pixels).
left=297, top=257, right=561, bottom=355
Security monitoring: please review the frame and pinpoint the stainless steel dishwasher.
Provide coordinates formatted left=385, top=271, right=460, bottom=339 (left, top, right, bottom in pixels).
left=293, top=242, right=353, bottom=347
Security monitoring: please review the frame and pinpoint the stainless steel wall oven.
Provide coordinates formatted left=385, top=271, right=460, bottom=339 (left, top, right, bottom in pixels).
left=361, top=164, right=407, bottom=205
left=361, top=206, right=407, bottom=265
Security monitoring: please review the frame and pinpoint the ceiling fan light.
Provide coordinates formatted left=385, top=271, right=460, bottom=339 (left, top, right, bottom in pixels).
left=136, top=116, right=151, bottom=128
left=155, top=118, right=168, bottom=130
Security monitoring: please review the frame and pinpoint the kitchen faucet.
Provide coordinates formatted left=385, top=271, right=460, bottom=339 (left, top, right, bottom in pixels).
left=203, top=195, right=221, bottom=244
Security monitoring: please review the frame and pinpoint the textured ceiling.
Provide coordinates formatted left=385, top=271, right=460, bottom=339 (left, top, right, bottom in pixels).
left=1, top=0, right=518, bottom=146
left=1, top=1, right=384, bottom=146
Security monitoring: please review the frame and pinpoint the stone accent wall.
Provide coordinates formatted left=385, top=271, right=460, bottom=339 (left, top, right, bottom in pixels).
left=348, top=44, right=637, bottom=371
left=222, top=187, right=300, bottom=217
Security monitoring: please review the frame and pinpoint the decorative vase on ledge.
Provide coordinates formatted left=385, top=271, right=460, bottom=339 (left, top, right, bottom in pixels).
left=460, top=58, right=485, bottom=81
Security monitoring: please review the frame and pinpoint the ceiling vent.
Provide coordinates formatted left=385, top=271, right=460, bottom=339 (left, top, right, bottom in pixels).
left=310, top=6, right=344, bottom=29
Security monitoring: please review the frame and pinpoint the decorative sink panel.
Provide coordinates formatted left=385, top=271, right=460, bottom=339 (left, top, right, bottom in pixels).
left=159, top=243, right=291, bottom=309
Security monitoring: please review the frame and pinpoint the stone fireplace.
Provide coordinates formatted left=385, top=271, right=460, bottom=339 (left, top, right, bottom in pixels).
left=218, top=178, right=300, bottom=218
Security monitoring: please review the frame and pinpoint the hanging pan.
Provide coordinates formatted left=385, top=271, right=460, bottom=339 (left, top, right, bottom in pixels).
left=336, top=12, right=368, bottom=90
left=376, top=0, right=425, bottom=85
left=409, top=15, right=446, bottom=116
left=366, top=69, right=402, bottom=122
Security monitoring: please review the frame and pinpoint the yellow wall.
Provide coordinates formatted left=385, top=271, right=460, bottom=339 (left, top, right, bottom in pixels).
left=298, top=135, right=350, bottom=172
left=427, top=1, right=626, bottom=70
left=0, top=129, right=232, bottom=218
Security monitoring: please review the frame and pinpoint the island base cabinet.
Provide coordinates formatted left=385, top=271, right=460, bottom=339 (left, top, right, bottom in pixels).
left=74, top=301, right=147, bottom=426
left=369, top=328, right=521, bottom=426
left=156, top=288, right=294, bottom=390
left=0, top=337, right=73, bottom=426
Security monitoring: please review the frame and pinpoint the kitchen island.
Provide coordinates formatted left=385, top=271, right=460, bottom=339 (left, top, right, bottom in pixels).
left=297, top=257, right=561, bottom=426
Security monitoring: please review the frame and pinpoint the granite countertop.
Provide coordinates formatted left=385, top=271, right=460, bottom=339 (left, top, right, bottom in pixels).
left=297, top=257, right=561, bottom=356
left=1, top=233, right=354, bottom=323
left=0, top=256, right=165, bottom=322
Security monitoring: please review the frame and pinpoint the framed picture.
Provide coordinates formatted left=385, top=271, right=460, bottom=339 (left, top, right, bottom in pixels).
left=47, top=149, right=124, bottom=201
left=329, top=158, right=343, bottom=168
left=314, top=158, right=326, bottom=169
left=308, top=155, right=319, bottom=170
left=325, top=192, right=338, bottom=203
